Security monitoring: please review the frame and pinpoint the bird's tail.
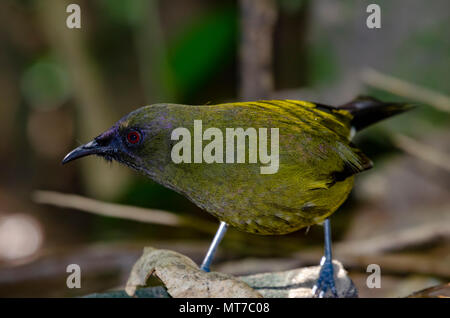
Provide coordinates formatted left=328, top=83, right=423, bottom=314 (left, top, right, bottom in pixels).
left=339, top=96, right=414, bottom=131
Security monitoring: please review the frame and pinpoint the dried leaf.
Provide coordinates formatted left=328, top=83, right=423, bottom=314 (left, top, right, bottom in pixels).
left=125, top=247, right=262, bottom=298
left=408, top=282, right=450, bottom=298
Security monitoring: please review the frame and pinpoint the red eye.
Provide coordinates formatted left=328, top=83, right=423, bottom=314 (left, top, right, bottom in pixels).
left=126, top=131, right=141, bottom=144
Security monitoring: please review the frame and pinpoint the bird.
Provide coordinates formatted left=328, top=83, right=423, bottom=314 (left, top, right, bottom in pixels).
left=63, top=97, right=411, bottom=297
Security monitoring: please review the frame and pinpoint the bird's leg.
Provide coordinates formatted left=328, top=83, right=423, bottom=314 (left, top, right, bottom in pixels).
left=200, top=221, right=229, bottom=272
left=312, top=218, right=338, bottom=298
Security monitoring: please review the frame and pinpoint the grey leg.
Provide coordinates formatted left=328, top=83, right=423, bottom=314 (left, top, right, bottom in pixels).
left=312, top=218, right=338, bottom=297
left=200, top=221, right=229, bottom=272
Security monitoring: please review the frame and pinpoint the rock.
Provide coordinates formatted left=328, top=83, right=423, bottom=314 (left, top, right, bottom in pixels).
left=85, top=286, right=170, bottom=298
left=240, top=260, right=358, bottom=298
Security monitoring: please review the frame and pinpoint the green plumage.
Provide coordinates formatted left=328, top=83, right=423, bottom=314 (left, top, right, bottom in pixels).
left=64, top=97, right=410, bottom=235
left=117, top=99, right=376, bottom=234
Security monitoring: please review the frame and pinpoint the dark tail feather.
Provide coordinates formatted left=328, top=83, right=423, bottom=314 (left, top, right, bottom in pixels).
left=339, top=96, right=414, bottom=131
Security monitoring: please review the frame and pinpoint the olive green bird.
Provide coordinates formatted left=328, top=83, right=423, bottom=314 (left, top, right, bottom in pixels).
left=63, top=97, right=410, bottom=297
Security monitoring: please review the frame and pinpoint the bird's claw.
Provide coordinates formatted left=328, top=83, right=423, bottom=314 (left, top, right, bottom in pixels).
left=200, top=264, right=210, bottom=272
left=312, top=259, right=338, bottom=298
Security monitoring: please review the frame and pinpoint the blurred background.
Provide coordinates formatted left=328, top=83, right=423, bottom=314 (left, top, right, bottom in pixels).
left=0, top=0, right=448, bottom=297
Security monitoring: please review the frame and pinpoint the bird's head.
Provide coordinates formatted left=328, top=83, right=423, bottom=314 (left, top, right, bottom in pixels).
left=62, top=105, right=174, bottom=176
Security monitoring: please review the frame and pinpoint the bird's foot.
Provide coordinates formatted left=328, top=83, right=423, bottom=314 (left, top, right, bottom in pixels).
left=312, top=257, right=338, bottom=298
left=200, top=264, right=210, bottom=272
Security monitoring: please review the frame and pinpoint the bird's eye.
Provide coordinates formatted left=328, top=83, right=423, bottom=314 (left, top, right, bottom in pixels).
left=126, top=130, right=141, bottom=145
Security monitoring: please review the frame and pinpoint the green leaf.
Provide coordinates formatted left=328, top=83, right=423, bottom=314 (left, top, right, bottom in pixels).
left=168, top=6, right=238, bottom=98
left=307, top=41, right=339, bottom=86
left=100, top=0, right=146, bottom=26
left=21, top=56, right=71, bottom=110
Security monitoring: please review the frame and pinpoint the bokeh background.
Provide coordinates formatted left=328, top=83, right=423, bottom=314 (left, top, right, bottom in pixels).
left=0, top=0, right=449, bottom=297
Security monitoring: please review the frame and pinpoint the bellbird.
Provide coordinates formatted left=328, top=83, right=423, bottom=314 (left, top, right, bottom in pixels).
left=63, top=97, right=411, bottom=297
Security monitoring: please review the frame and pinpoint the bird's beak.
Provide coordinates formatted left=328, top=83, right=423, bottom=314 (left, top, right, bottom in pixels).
left=62, top=140, right=109, bottom=164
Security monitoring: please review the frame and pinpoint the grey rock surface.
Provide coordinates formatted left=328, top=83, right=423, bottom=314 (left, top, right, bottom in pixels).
left=240, top=260, right=358, bottom=298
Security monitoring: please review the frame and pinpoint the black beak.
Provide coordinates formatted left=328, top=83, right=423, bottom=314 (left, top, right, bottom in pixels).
left=62, top=140, right=109, bottom=164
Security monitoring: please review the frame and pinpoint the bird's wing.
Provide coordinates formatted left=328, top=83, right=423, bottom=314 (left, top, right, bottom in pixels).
left=328, top=141, right=373, bottom=184
left=279, top=139, right=373, bottom=191
left=220, top=100, right=353, bottom=140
